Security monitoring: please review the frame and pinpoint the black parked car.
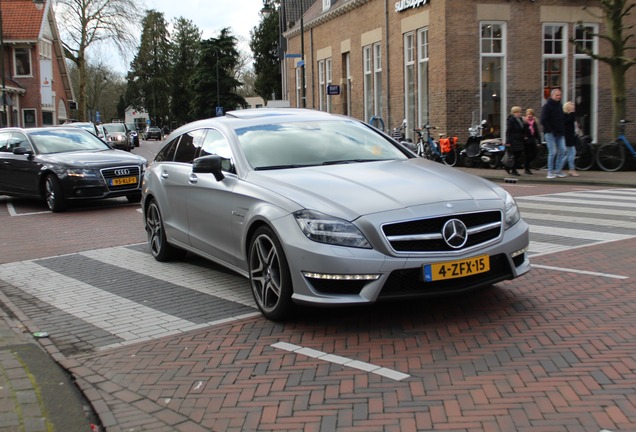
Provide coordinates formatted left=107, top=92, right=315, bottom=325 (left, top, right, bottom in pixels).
left=0, top=127, right=147, bottom=212
left=144, top=127, right=163, bottom=140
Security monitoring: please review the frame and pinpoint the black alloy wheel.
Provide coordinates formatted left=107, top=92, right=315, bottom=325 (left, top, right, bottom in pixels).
left=145, top=200, right=186, bottom=261
left=44, top=174, right=66, bottom=212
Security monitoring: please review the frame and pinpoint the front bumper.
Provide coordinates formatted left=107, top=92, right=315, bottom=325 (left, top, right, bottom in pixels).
left=269, top=215, right=530, bottom=306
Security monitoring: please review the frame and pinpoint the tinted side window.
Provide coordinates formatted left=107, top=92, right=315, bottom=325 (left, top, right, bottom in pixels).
left=154, top=138, right=178, bottom=162
left=0, top=132, right=11, bottom=152
left=10, top=133, right=32, bottom=152
left=199, top=129, right=235, bottom=173
left=174, top=129, right=205, bottom=164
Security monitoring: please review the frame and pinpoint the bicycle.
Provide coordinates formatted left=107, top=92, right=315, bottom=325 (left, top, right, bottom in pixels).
left=595, top=120, right=635, bottom=172
left=413, top=124, right=458, bottom=167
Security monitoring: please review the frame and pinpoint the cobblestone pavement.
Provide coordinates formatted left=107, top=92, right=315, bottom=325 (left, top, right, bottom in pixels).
left=0, top=167, right=635, bottom=431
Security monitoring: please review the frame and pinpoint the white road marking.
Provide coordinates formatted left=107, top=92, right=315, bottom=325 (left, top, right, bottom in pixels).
left=532, top=264, right=628, bottom=280
left=271, top=341, right=410, bottom=381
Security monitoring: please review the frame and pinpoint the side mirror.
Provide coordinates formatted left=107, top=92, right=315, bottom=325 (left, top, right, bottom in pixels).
left=192, top=155, right=225, bottom=181
left=13, top=147, right=33, bottom=156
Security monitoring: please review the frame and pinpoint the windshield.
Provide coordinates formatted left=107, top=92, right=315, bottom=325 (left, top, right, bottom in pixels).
left=236, top=119, right=408, bottom=170
left=29, top=129, right=111, bottom=154
left=103, top=124, right=125, bottom=133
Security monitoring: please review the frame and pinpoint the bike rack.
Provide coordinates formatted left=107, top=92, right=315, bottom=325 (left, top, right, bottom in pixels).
left=369, top=116, right=385, bottom=132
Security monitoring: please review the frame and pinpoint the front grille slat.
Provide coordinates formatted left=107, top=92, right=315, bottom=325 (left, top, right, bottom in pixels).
left=382, top=210, right=502, bottom=253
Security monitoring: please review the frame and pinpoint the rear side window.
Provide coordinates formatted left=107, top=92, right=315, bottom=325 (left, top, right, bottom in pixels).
left=154, top=139, right=178, bottom=162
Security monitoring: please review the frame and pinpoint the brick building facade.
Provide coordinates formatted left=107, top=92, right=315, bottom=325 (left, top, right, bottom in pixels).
left=282, top=0, right=636, bottom=143
left=0, top=0, right=73, bottom=128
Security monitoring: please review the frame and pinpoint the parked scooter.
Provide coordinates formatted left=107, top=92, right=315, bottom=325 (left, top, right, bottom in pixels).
left=460, top=120, right=486, bottom=167
left=459, top=119, right=504, bottom=168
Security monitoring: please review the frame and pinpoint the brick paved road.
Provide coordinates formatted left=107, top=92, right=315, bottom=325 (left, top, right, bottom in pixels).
left=0, top=186, right=635, bottom=431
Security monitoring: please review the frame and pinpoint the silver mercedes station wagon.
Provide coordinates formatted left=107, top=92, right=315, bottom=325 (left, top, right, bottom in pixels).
left=142, top=109, right=530, bottom=320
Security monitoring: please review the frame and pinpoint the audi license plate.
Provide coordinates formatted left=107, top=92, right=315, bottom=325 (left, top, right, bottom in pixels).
left=423, top=255, right=490, bottom=282
left=110, top=176, right=137, bottom=186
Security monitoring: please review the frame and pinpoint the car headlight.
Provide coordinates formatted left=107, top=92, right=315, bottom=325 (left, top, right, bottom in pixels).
left=294, top=209, right=371, bottom=249
left=66, top=168, right=97, bottom=177
left=504, top=190, right=521, bottom=228
left=117, top=135, right=125, bottom=141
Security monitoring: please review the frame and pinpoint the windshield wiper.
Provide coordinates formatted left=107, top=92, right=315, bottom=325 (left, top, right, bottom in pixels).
left=322, top=159, right=379, bottom=165
left=255, top=163, right=319, bottom=171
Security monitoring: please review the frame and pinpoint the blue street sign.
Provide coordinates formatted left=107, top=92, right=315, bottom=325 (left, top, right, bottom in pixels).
left=285, top=53, right=302, bottom=58
left=96, top=111, right=101, bottom=123
left=146, top=119, right=151, bottom=125
left=216, top=106, right=224, bottom=117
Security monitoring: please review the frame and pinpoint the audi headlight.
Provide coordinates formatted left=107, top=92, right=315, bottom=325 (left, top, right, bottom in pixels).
left=116, top=135, right=125, bottom=141
left=294, top=209, right=371, bottom=249
left=66, top=168, right=96, bottom=177
left=504, top=190, right=521, bottom=228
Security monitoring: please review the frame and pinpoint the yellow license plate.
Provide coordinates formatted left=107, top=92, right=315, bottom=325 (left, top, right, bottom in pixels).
left=110, top=176, right=137, bottom=186
left=423, top=255, right=490, bottom=282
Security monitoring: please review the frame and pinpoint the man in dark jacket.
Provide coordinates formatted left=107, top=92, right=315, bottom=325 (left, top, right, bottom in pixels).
left=540, top=88, right=566, bottom=179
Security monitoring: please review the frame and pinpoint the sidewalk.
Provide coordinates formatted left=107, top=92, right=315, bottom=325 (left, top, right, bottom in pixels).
left=0, top=167, right=634, bottom=431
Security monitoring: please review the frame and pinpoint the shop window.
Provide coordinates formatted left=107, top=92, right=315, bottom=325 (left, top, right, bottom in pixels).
left=14, top=48, right=32, bottom=76
left=480, top=22, right=506, bottom=138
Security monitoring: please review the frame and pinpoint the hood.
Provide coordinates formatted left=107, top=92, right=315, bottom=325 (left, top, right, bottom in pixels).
left=247, top=159, right=503, bottom=220
left=40, top=150, right=146, bottom=167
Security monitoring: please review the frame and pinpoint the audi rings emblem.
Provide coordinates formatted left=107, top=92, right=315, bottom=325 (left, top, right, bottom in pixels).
left=442, top=219, right=468, bottom=249
left=114, top=169, right=131, bottom=176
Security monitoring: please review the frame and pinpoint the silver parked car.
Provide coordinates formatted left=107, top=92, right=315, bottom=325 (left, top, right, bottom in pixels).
left=142, top=109, right=530, bottom=320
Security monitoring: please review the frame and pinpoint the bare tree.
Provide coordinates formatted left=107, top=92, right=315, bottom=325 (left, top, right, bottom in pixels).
left=55, top=0, right=144, bottom=121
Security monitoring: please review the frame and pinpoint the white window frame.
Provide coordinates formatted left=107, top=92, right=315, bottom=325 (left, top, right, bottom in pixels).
left=325, top=58, right=332, bottom=113
left=363, top=45, right=372, bottom=122
left=322, top=0, right=331, bottom=11
left=14, top=47, right=32, bottom=77
left=295, top=67, right=302, bottom=108
left=39, top=40, right=53, bottom=59
left=480, top=22, right=507, bottom=139
left=404, top=32, right=416, bottom=140
left=318, top=60, right=326, bottom=111
left=417, top=27, right=429, bottom=129
left=542, top=23, right=568, bottom=102
left=373, top=43, right=382, bottom=120
left=573, top=23, right=599, bottom=142
left=344, top=53, right=351, bottom=116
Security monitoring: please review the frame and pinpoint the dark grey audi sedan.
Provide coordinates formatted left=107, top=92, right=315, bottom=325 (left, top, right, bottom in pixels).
left=142, top=109, right=530, bottom=320
left=0, top=127, right=147, bottom=212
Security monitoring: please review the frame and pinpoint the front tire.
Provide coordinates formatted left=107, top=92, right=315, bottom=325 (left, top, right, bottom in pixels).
left=248, top=226, right=294, bottom=321
left=145, top=199, right=186, bottom=261
left=595, top=142, right=625, bottom=172
left=44, top=175, right=66, bottom=212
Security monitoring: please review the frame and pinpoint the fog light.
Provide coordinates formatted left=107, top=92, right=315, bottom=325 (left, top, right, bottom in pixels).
left=302, top=272, right=380, bottom=281
left=511, top=247, right=527, bottom=258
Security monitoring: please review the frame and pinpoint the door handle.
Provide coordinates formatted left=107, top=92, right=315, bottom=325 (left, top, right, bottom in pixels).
left=188, top=174, right=198, bottom=184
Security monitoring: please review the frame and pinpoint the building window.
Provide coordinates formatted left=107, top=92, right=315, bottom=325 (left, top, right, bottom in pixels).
left=42, top=111, right=54, bottom=126
left=319, top=60, right=326, bottom=111
left=373, top=43, right=382, bottom=121
left=23, top=109, right=37, bottom=128
left=480, top=22, right=506, bottom=138
left=325, top=58, right=332, bottom=113
left=417, top=27, right=429, bottom=134
left=343, top=53, right=351, bottom=116
left=404, top=32, right=416, bottom=140
left=39, top=40, right=53, bottom=59
left=543, top=24, right=567, bottom=100
left=14, top=47, right=32, bottom=76
left=322, top=0, right=331, bottom=11
left=573, top=24, right=598, bottom=139
left=295, top=67, right=302, bottom=108
left=363, top=45, right=372, bottom=121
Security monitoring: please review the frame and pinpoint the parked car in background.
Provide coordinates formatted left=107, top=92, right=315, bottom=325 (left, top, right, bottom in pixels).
left=144, top=126, right=163, bottom=141
left=126, top=122, right=140, bottom=147
left=0, top=127, right=147, bottom=212
left=142, top=108, right=530, bottom=320
left=66, top=121, right=100, bottom=137
left=102, top=123, right=134, bottom=151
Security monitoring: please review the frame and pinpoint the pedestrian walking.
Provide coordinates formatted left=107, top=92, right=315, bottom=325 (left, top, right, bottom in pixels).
left=563, top=101, right=579, bottom=176
left=540, top=88, right=567, bottom=179
left=504, top=106, right=526, bottom=176
left=524, top=108, right=541, bottom=174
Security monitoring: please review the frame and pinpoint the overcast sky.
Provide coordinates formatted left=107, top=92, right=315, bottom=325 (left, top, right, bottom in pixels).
left=97, top=0, right=265, bottom=74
